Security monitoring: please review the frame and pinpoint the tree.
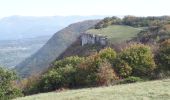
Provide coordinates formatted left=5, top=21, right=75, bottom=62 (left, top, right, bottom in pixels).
left=114, top=60, right=132, bottom=78
left=99, top=47, right=117, bottom=63
left=37, top=56, right=84, bottom=92
left=0, top=67, right=23, bottom=99
left=96, top=61, right=118, bottom=85
left=117, top=43, right=156, bottom=76
left=53, top=56, right=84, bottom=69
left=40, top=65, right=76, bottom=92
left=155, top=39, right=170, bottom=70
left=75, top=54, right=118, bottom=87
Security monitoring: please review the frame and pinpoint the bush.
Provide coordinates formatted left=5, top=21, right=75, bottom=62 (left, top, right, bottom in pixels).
left=123, top=76, right=143, bottom=83
left=114, top=60, right=132, bottom=78
left=155, top=39, right=170, bottom=70
left=75, top=54, right=102, bottom=86
left=53, top=56, right=84, bottom=69
left=117, top=43, right=156, bottom=76
left=76, top=54, right=118, bottom=87
left=31, top=55, right=115, bottom=93
left=0, top=67, right=23, bottom=99
left=154, top=70, right=170, bottom=79
left=96, top=61, right=118, bottom=86
left=94, top=17, right=121, bottom=29
left=99, top=47, right=117, bottom=63
left=17, top=74, right=41, bottom=95
left=40, top=65, right=76, bottom=92
left=37, top=56, right=84, bottom=92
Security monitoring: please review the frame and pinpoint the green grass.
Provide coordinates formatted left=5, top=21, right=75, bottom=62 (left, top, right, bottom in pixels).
left=15, top=79, right=170, bottom=100
left=86, top=25, right=142, bottom=43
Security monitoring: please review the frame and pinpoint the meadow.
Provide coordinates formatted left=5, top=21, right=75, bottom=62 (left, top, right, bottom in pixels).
left=15, top=78, right=170, bottom=100
left=86, top=25, right=142, bottom=43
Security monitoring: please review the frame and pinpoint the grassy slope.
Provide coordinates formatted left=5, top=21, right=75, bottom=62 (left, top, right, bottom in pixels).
left=16, top=79, right=170, bottom=100
left=86, top=25, right=142, bottom=43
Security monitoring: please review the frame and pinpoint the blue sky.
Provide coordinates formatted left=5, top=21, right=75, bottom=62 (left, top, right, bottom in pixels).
left=0, top=0, right=170, bottom=18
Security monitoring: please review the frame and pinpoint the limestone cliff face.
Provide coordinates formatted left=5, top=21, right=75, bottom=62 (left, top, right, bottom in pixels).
left=81, top=33, right=108, bottom=46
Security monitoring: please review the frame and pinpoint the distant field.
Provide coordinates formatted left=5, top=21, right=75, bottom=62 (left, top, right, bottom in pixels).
left=0, top=36, right=50, bottom=68
left=86, top=25, right=142, bottom=43
left=15, top=79, right=170, bottom=100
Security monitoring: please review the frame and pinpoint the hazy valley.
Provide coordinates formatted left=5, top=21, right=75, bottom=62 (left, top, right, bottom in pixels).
left=0, top=16, right=105, bottom=68
left=0, top=36, right=50, bottom=68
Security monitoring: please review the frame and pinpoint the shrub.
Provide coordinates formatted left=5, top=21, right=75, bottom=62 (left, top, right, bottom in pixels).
left=17, top=74, right=41, bottom=95
left=123, top=76, right=143, bottom=83
left=0, top=67, right=23, bottom=99
left=94, top=17, right=121, bottom=29
left=96, top=61, right=118, bottom=86
left=39, top=64, right=78, bottom=92
left=75, top=54, right=102, bottom=86
left=114, top=60, right=132, bottom=78
left=155, top=39, right=170, bottom=70
left=53, top=56, right=84, bottom=69
left=118, top=43, right=156, bottom=76
left=99, top=47, right=117, bottom=63
left=75, top=54, right=118, bottom=87
left=34, top=56, right=84, bottom=92
left=154, top=70, right=170, bottom=79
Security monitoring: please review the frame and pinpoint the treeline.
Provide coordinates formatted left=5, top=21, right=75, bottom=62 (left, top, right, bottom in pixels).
left=94, top=16, right=170, bottom=29
left=135, top=24, right=170, bottom=43
left=18, top=39, right=170, bottom=95
left=94, top=16, right=170, bottom=44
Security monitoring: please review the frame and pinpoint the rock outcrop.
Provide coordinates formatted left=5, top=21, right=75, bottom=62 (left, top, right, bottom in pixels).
left=81, top=33, right=108, bottom=46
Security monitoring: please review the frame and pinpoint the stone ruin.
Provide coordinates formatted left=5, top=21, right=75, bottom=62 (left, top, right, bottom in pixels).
left=81, top=33, right=108, bottom=46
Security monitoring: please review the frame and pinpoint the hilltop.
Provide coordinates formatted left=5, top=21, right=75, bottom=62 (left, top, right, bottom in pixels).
left=57, top=16, right=170, bottom=59
left=86, top=25, right=142, bottom=43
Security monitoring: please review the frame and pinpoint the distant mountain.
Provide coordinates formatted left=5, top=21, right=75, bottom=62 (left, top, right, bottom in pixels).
left=0, top=15, right=105, bottom=40
left=15, top=20, right=99, bottom=78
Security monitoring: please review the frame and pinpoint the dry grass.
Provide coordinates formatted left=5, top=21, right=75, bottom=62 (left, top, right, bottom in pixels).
left=15, top=79, right=170, bottom=100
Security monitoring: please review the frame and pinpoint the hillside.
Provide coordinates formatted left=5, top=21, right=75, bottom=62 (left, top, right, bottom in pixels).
left=57, top=38, right=105, bottom=60
left=86, top=25, right=142, bottom=43
left=57, top=16, right=170, bottom=60
left=15, top=20, right=99, bottom=78
left=56, top=25, right=142, bottom=60
left=15, top=79, right=170, bottom=100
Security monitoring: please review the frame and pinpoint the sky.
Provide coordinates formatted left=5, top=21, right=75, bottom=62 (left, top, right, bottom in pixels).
left=0, top=0, right=170, bottom=18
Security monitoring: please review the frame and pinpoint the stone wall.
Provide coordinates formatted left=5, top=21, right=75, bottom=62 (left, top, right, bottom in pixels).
left=81, top=33, right=108, bottom=46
